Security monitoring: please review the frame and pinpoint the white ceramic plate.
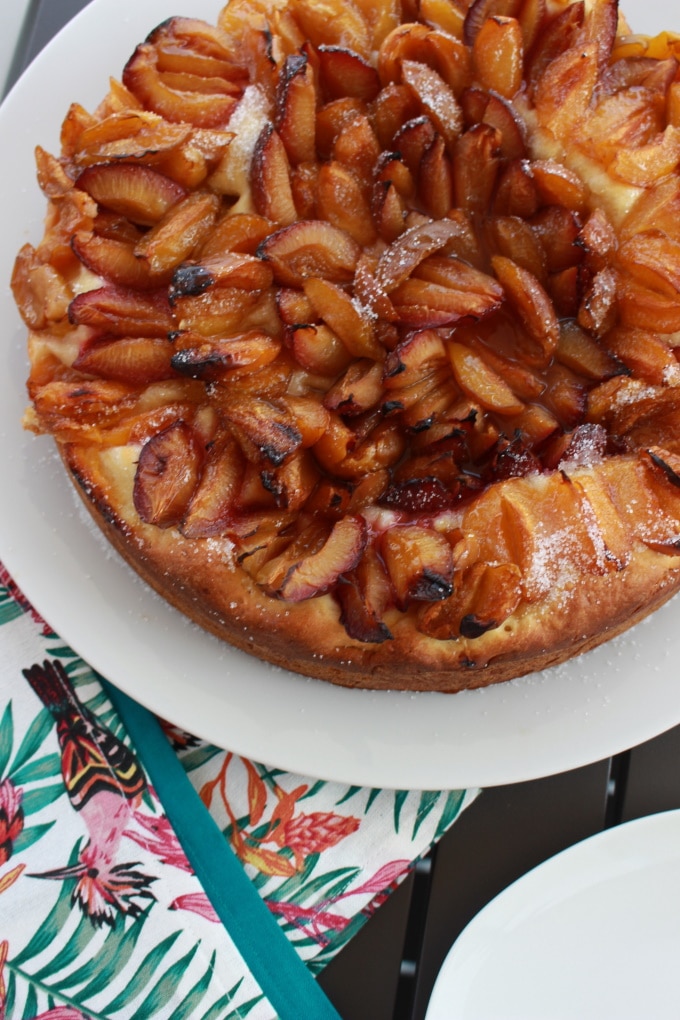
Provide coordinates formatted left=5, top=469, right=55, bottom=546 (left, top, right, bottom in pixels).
left=1, top=0, right=679, bottom=790
left=425, top=810, right=680, bottom=1019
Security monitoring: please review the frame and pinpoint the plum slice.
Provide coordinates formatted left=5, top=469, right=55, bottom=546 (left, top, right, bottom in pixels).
left=74, top=335, right=176, bottom=385
left=181, top=437, right=246, bottom=538
left=133, top=420, right=204, bottom=527
left=76, top=164, right=186, bottom=226
left=68, top=285, right=174, bottom=337
left=381, top=525, right=454, bottom=609
left=258, top=515, right=367, bottom=601
left=257, top=220, right=361, bottom=286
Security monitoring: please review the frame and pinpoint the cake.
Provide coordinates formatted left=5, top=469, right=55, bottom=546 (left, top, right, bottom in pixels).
left=11, top=0, right=680, bottom=692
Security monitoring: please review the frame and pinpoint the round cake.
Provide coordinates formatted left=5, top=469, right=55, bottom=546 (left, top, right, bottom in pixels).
left=12, top=0, right=680, bottom=692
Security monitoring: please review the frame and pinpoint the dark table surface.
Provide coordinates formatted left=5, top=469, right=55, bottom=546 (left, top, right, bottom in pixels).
left=6, top=4, right=680, bottom=1016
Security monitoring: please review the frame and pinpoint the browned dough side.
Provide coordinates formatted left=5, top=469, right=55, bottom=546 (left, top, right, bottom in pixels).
left=62, top=440, right=680, bottom=693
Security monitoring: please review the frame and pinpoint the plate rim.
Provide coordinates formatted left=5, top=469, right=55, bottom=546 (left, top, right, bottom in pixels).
left=2, top=0, right=680, bottom=791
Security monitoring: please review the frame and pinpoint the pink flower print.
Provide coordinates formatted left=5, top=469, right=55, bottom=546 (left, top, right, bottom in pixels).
left=0, top=564, right=52, bottom=635
left=282, top=811, right=360, bottom=868
left=170, top=892, right=220, bottom=923
left=0, top=779, right=24, bottom=866
left=126, top=812, right=192, bottom=872
left=34, top=1008, right=91, bottom=1019
left=266, top=859, right=411, bottom=947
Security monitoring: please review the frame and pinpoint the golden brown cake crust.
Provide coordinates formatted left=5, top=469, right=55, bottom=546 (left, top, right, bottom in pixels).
left=62, top=440, right=680, bottom=692
left=13, top=0, right=680, bottom=692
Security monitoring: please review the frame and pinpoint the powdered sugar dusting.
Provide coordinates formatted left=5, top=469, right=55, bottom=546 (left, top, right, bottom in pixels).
left=211, top=84, right=271, bottom=197
left=609, top=379, right=659, bottom=408
left=525, top=523, right=580, bottom=600
left=576, top=491, right=609, bottom=573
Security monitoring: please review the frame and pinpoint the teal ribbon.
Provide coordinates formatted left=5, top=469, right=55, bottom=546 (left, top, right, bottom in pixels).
left=103, top=680, right=343, bottom=1020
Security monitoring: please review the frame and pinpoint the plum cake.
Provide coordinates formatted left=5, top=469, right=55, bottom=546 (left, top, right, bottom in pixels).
left=12, top=0, right=680, bottom=691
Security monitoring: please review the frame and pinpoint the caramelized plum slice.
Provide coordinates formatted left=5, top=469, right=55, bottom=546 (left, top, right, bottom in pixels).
left=275, top=53, right=317, bottom=165
left=133, top=191, right=221, bottom=274
left=257, top=220, right=361, bottom=286
left=123, top=42, right=240, bottom=127
left=324, top=359, right=384, bottom=415
left=448, top=341, right=525, bottom=415
left=181, top=437, right=246, bottom=538
left=68, top=285, right=175, bottom=337
left=605, top=326, right=680, bottom=386
left=290, top=323, right=354, bottom=375
left=318, top=46, right=381, bottom=101
left=472, top=15, right=524, bottom=99
left=463, top=0, right=521, bottom=45
left=169, top=252, right=273, bottom=302
left=382, top=525, right=454, bottom=609
left=71, top=231, right=169, bottom=290
left=171, top=330, right=280, bottom=380
left=374, top=218, right=471, bottom=294
left=462, top=89, right=526, bottom=159
left=391, top=255, right=503, bottom=327
left=316, top=161, right=377, bottom=248
left=556, top=320, right=626, bottom=382
left=29, top=379, right=138, bottom=439
left=76, top=163, right=186, bottom=225
left=302, top=277, right=382, bottom=359
left=222, top=395, right=303, bottom=466
left=400, top=60, right=463, bottom=147
left=258, top=515, right=367, bottom=601
left=492, top=254, right=559, bottom=365
left=74, top=335, right=176, bottom=384
left=133, top=420, right=204, bottom=527
left=383, top=329, right=448, bottom=390
left=336, top=544, right=393, bottom=642
left=251, top=124, right=298, bottom=227
left=597, top=453, right=680, bottom=554
left=420, top=560, right=523, bottom=639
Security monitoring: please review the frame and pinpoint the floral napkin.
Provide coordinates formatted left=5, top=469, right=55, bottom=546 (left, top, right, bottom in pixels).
left=0, top=561, right=477, bottom=1019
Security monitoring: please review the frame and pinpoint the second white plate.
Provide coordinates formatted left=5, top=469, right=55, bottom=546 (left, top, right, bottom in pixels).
left=426, top=810, right=680, bottom=1019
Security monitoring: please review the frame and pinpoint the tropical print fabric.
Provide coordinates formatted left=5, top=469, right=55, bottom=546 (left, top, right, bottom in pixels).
left=0, top=562, right=477, bottom=1019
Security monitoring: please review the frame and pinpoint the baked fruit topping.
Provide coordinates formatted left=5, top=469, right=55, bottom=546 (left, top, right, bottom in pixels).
left=12, top=0, right=680, bottom=691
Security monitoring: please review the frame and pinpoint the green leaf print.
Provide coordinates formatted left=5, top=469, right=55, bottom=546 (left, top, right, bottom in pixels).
left=4, top=968, right=16, bottom=1017
left=198, top=980, right=266, bottom=1020
left=165, top=948, right=217, bottom=1020
left=128, top=943, right=200, bottom=1020
left=32, top=908, right=111, bottom=983
left=393, top=789, right=409, bottom=832
left=11, top=751, right=62, bottom=786
left=300, top=779, right=326, bottom=800
left=44, top=644, right=81, bottom=660
left=365, top=787, right=382, bottom=813
left=11, top=852, right=79, bottom=966
left=68, top=904, right=151, bottom=999
left=0, top=702, right=13, bottom=778
left=412, top=790, right=442, bottom=839
left=21, top=978, right=39, bottom=1019
left=8, top=706, right=53, bottom=775
left=434, top=789, right=466, bottom=841
left=274, top=864, right=358, bottom=908
left=12, top=820, right=56, bottom=856
left=0, top=589, right=24, bottom=627
left=20, top=783, right=65, bottom=815
left=99, top=931, right=181, bottom=1015
left=334, top=785, right=362, bottom=806
left=223, top=992, right=268, bottom=1017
